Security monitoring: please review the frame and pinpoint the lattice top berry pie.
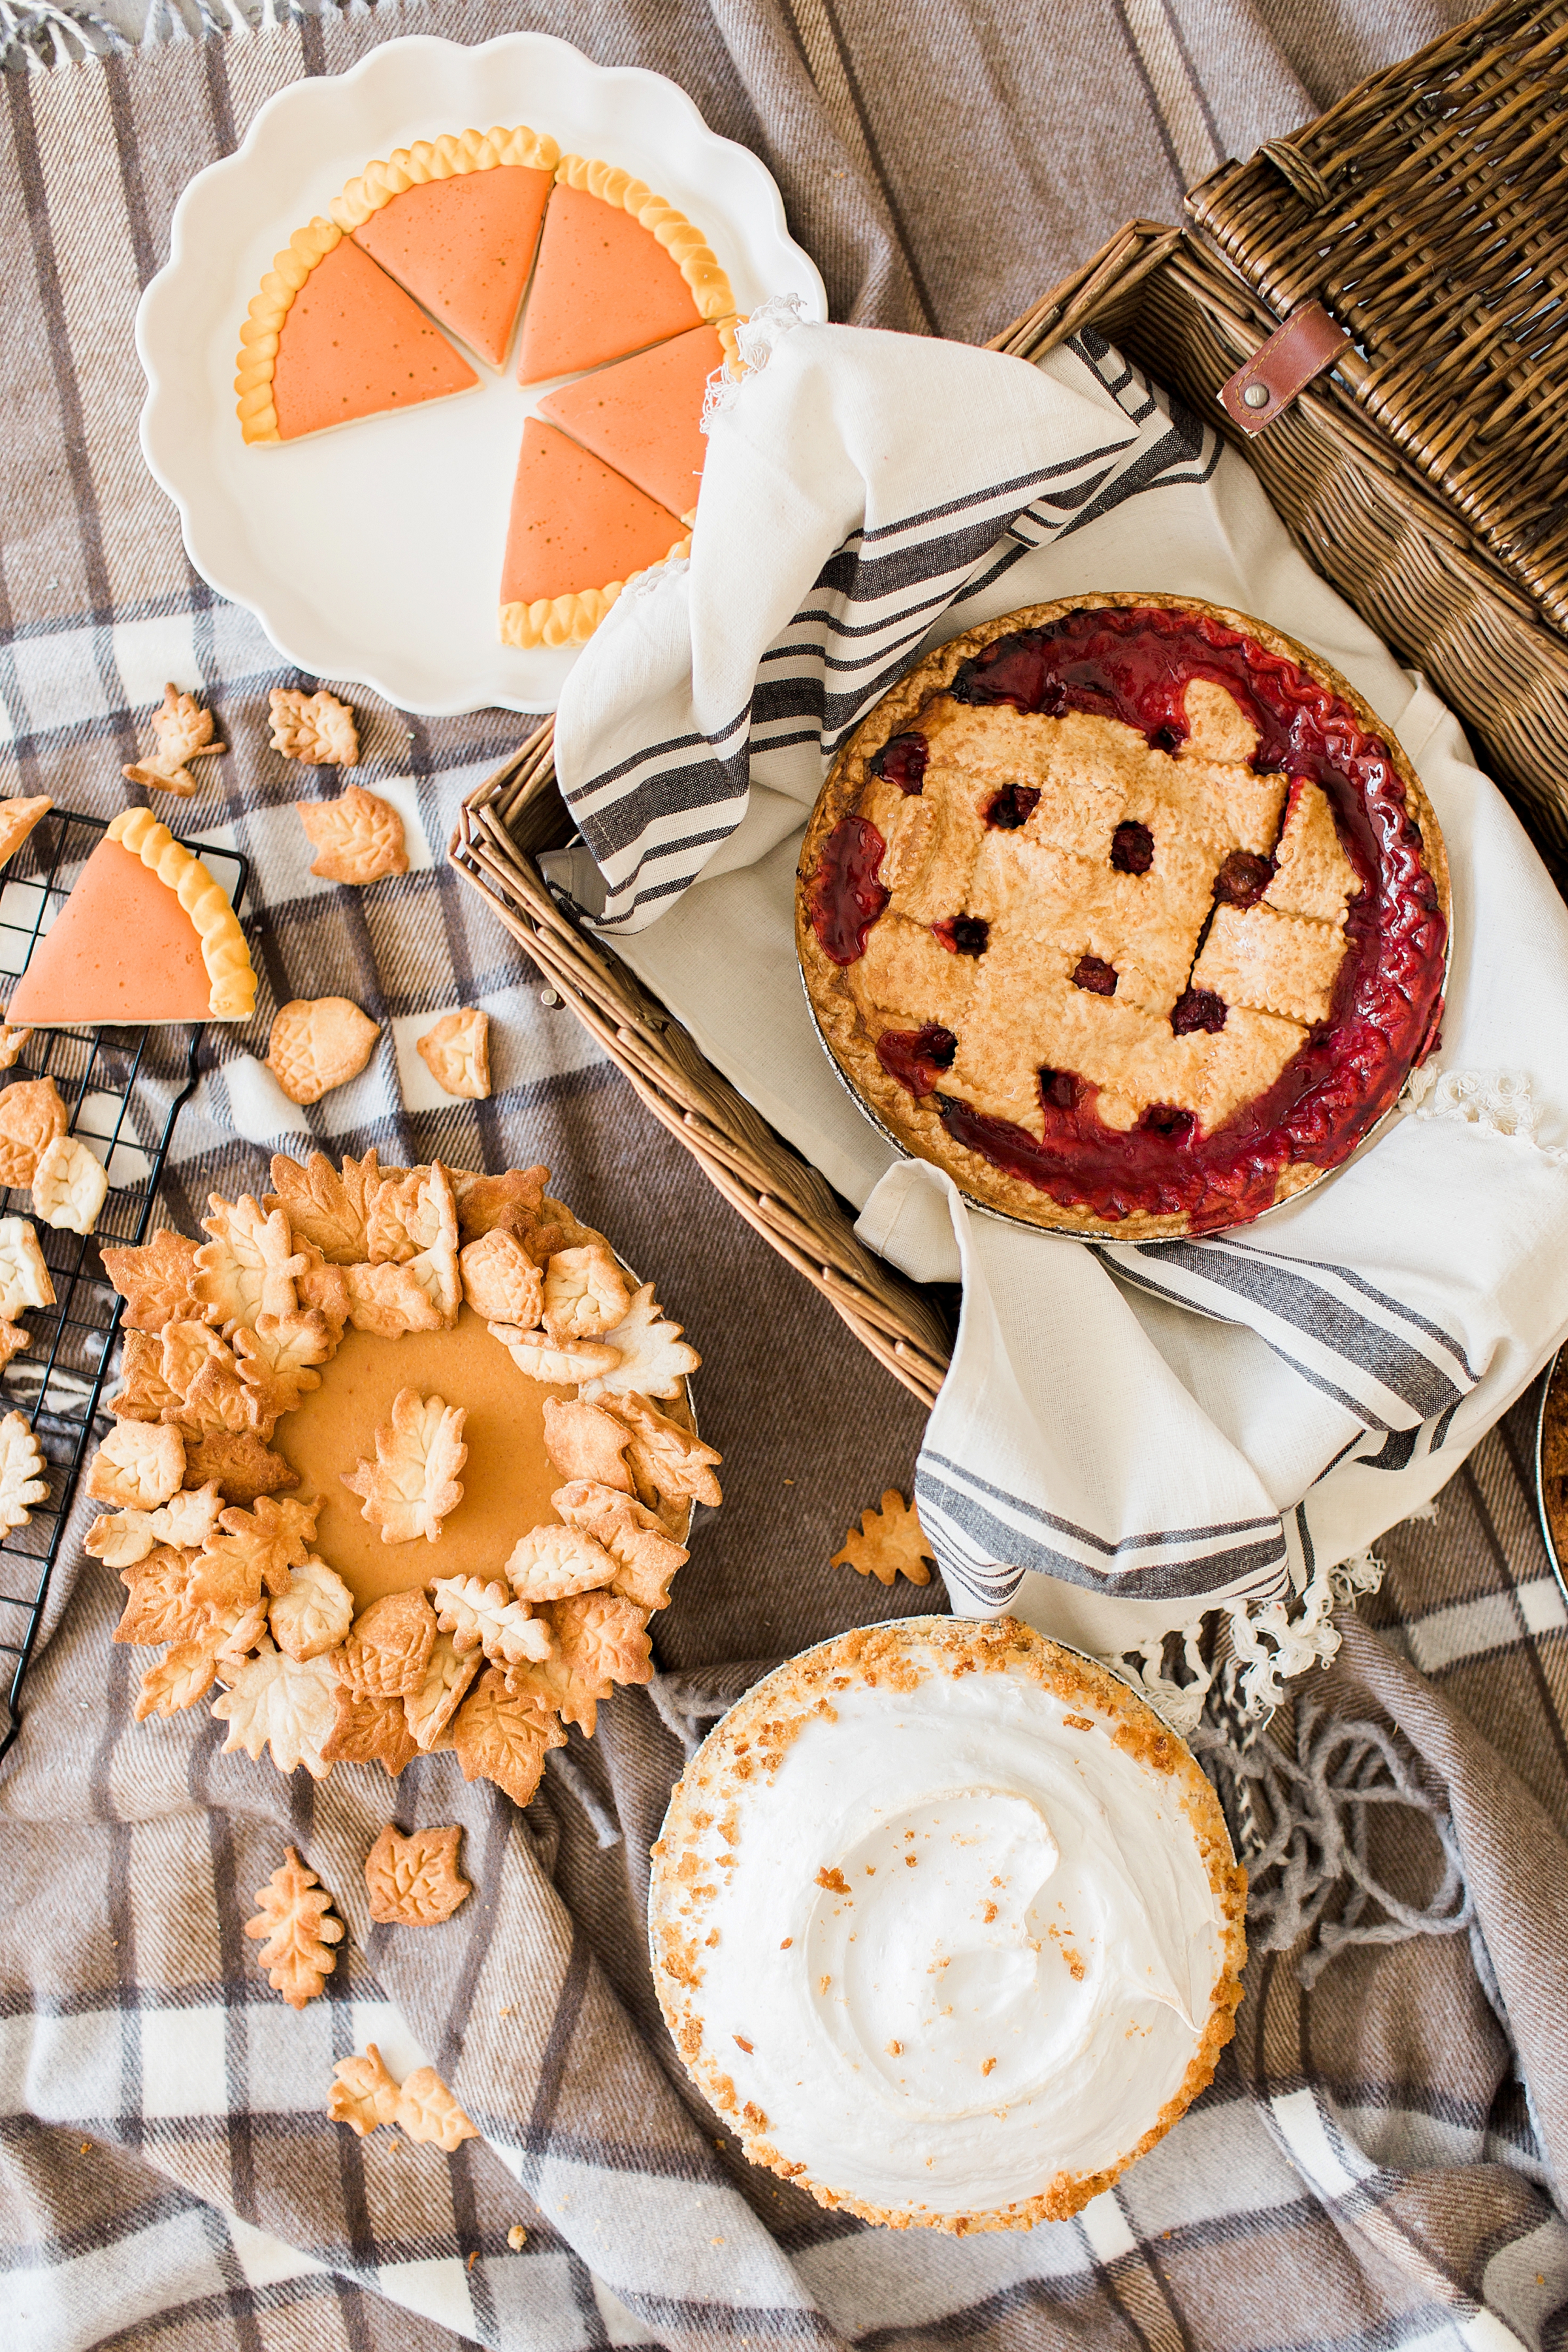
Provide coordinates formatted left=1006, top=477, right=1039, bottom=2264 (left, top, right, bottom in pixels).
left=796, top=595, right=1450, bottom=1239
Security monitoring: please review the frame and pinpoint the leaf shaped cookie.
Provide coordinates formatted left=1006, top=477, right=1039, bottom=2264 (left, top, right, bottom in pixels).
left=134, top=1638, right=220, bottom=1720
left=403, top=1631, right=482, bottom=1752
left=0, top=794, right=52, bottom=871
left=365, top=1823, right=470, bottom=1926
left=86, top=1420, right=186, bottom=1510
left=416, top=1008, right=490, bottom=1099
left=342, top=1389, right=466, bottom=1545
left=551, top=1480, right=688, bottom=1612
left=0, top=1080, right=66, bottom=1190
left=123, top=683, right=226, bottom=796
left=459, top=1229, right=542, bottom=1327
left=195, top=1195, right=305, bottom=1337
left=101, top=1228, right=204, bottom=1330
left=270, top=1554, right=354, bottom=1661
left=542, top=1245, right=630, bottom=1342
left=431, top=1574, right=551, bottom=1668
left=320, top=1684, right=417, bottom=1776
left=233, top=1310, right=334, bottom=1417
left=832, top=1489, right=935, bottom=1587
left=0, top=1216, right=56, bottom=1320
left=611, top=1392, right=723, bottom=1509
left=328, top=2044, right=400, bottom=2136
left=578, top=1282, right=700, bottom=1402
left=0, top=1411, right=48, bottom=1532
left=267, top=1148, right=387, bottom=1263
left=333, top=1588, right=437, bottom=1701
left=295, top=783, right=407, bottom=883
left=344, top=1259, right=445, bottom=1340
left=31, top=1134, right=107, bottom=1235
left=266, top=998, right=380, bottom=1106
left=505, top=1523, right=617, bottom=1604
left=270, top=686, right=358, bottom=767
left=204, top=1493, right=319, bottom=1600
left=450, top=1666, right=564, bottom=1807
left=210, top=1640, right=338, bottom=1777
left=489, top=1323, right=620, bottom=1385
left=395, top=2066, right=478, bottom=2151
left=241, top=1846, right=344, bottom=2007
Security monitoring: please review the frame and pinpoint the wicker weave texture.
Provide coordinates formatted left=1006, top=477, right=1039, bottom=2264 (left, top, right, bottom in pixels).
left=1188, top=0, right=1568, bottom=635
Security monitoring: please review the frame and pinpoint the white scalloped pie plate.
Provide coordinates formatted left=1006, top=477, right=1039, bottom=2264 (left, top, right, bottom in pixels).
left=136, top=32, right=826, bottom=716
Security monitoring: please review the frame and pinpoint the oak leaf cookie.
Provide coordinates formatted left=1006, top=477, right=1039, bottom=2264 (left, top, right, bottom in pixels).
left=295, top=783, right=407, bottom=883
left=242, top=1846, right=344, bottom=2008
left=31, top=1135, right=108, bottom=1235
left=270, top=687, right=359, bottom=767
left=833, top=1489, right=935, bottom=1587
left=416, top=1008, right=490, bottom=1100
left=0, top=1078, right=67, bottom=1189
left=365, top=1823, right=471, bottom=1927
left=267, top=997, right=380, bottom=1105
left=122, top=684, right=226, bottom=797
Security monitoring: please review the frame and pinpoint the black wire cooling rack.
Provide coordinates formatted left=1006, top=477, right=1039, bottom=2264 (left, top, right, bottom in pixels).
left=0, top=808, right=249, bottom=1764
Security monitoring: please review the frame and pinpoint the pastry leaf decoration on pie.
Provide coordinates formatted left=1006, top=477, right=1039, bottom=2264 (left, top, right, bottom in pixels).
left=342, top=1389, right=468, bottom=1545
left=832, top=1490, right=935, bottom=1588
left=242, top=1845, right=344, bottom=2008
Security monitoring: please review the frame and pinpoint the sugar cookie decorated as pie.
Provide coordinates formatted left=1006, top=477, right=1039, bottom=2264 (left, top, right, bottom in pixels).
left=797, top=594, right=1450, bottom=1240
left=90, top=1151, right=715, bottom=1802
left=7, top=810, right=256, bottom=1029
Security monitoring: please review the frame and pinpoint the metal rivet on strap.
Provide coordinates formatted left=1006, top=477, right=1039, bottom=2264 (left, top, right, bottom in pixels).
left=1242, top=382, right=1271, bottom=409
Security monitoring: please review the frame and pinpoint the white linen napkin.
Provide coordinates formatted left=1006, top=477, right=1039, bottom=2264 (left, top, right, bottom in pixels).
left=548, top=311, right=1568, bottom=1723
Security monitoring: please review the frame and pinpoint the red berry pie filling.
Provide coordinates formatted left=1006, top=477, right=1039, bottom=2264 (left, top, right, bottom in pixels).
left=795, top=594, right=1450, bottom=1240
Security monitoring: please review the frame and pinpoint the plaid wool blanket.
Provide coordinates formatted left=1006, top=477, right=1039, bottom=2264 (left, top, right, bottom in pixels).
left=3, top=3, right=1567, bottom=2347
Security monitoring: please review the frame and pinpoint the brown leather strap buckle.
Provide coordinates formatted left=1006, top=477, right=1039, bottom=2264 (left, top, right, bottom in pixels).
left=1218, top=301, right=1352, bottom=435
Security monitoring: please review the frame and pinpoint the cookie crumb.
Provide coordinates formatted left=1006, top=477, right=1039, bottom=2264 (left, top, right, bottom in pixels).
left=508, top=2225, right=527, bottom=2251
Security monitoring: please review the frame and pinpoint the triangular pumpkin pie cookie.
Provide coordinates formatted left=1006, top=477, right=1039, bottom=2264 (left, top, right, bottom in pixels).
left=351, top=164, right=554, bottom=371
left=537, top=320, right=733, bottom=522
left=236, top=225, right=478, bottom=444
left=7, top=809, right=255, bottom=1027
left=514, top=156, right=732, bottom=386
left=499, top=419, right=689, bottom=649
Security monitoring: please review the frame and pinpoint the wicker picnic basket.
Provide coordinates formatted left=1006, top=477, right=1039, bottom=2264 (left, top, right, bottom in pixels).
left=452, top=0, right=1568, bottom=1407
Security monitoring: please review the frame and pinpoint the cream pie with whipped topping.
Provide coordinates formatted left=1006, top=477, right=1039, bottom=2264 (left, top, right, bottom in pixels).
left=797, top=593, right=1450, bottom=1239
left=650, top=1617, right=1246, bottom=2230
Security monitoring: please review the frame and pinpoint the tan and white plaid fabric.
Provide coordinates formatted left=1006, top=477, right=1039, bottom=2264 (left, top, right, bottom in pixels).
left=5, top=3, right=1567, bottom=2347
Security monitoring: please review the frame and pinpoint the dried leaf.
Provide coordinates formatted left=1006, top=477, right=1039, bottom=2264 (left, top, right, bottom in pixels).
left=101, top=1229, right=204, bottom=1331
left=342, top=1389, right=466, bottom=1545
left=333, top=1588, right=437, bottom=1702
left=0, top=1410, right=48, bottom=1532
left=540, top=1397, right=634, bottom=1493
left=270, top=686, right=358, bottom=767
left=210, top=1640, right=338, bottom=1777
left=295, top=782, right=405, bottom=882
left=267, top=998, right=379, bottom=1106
left=578, top=1283, right=700, bottom=1403
left=31, top=1135, right=107, bottom=1235
left=542, top=1246, right=631, bottom=1342
left=365, top=1823, right=470, bottom=1926
left=270, top=1554, right=355, bottom=1661
left=320, top=1683, right=417, bottom=1776
left=403, top=1630, right=482, bottom=1752
left=182, top=1429, right=300, bottom=1508
left=242, top=1846, right=344, bottom=2008
left=416, top=1009, right=489, bottom=1100
left=0, top=1214, right=56, bottom=1318
left=328, top=2044, right=400, bottom=2136
left=266, top=1150, right=387, bottom=1264
left=450, top=1666, right=564, bottom=1806
left=431, top=1574, right=551, bottom=1668
left=123, top=683, right=226, bottom=795
left=459, top=1229, right=542, bottom=1327
left=87, top=1420, right=186, bottom=1510
left=195, top=1195, right=305, bottom=1337
left=505, top=1523, right=617, bottom=1604
left=489, top=1323, right=620, bottom=1385
left=0, top=1082, right=67, bottom=1191
left=832, top=1490, right=934, bottom=1588
left=396, top=2067, right=478, bottom=2151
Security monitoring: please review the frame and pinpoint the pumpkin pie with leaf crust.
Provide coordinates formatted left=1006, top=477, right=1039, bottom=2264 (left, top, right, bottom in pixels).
left=86, top=1151, right=717, bottom=1806
left=798, top=593, right=1450, bottom=1240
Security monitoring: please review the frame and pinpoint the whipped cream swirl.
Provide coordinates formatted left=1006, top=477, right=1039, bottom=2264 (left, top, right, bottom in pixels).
left=650, top=1620, right=1242, bottom=2227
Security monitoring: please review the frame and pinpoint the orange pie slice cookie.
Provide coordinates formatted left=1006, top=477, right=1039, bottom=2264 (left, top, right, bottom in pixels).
left=537, top=319, right=732, bottom=522
left=515, top=156, right=730, bottom=384
left=499, top=420, right=689, bottom=649
left=7, top=810, right=255, bottom=1028
left=237, top=225, right=478, bottom=444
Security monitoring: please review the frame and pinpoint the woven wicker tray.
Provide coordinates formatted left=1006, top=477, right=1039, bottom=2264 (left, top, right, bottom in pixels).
left=453, top=1, right=1568, bottom=1402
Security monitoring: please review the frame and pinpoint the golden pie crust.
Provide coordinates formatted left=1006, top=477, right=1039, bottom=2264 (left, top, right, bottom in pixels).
left=107, top=808, right=257, bottom=1021
left=797, top=594, right=1450, bottom=1241
left=90, top=1152, right=715, bottom=1802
